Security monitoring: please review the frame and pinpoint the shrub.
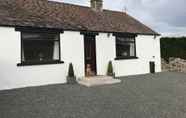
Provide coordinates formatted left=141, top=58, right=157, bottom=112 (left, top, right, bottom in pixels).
left=107, top=61, right=114, bottom=76
left=67, top=63, right=77, bottom=84
left=68, top=63, right=75, bottom=77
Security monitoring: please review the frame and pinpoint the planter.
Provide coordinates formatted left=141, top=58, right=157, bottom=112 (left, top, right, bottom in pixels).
left=67, top=63, right=77, bottom=84
left=67, top=76, right=77, bottom=84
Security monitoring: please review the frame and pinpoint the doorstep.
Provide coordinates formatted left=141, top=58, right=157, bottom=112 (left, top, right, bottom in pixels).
left=78, top=76, right=121, bottom=87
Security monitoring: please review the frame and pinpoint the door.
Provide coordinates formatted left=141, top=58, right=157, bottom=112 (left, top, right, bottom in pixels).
left=84, top=35, right=97, bottom=76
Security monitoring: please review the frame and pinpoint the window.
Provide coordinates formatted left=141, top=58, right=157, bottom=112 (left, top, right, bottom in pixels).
left=115, top=35, right=137, bottom=59
left=18, top=31, right=63, bottom=66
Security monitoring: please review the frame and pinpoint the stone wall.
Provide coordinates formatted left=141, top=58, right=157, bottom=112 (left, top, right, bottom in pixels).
left=162, top=57, right=186, bottom=73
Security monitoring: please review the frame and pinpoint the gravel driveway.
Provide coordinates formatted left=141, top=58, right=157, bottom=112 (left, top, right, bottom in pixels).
left=0, top=72, right=186, bottom=118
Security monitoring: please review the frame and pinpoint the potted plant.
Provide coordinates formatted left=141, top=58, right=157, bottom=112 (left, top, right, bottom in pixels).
left=67, top=63, right=77, bottom=84
left=107, top=61, right=114, bottom=76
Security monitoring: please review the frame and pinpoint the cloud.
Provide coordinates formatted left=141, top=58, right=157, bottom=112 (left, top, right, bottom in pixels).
left=113, top=0, right=186, bottom=36
left=53, top=0, right=186, bottom=36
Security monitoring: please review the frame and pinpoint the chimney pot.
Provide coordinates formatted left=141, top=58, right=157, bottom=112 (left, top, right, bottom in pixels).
left=91, top=0, right=103, bottom=11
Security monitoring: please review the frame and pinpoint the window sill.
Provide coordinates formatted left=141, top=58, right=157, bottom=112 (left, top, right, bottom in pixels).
left=17, top=60, right=64, bottom=66
left=115, top=57, right=138, bottom=60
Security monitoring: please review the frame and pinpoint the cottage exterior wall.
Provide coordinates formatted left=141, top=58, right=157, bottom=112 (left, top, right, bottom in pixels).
left=96, top=34, right=161, bottom=77
left=96, top=33, right=116, bottom=75
left=114, top=35, right=161, bottom=76
left=61, top=31, right=85, bottom=78
left=0, top=26, right=161, bottom=90
left=0, top=27, right=84, bottom=90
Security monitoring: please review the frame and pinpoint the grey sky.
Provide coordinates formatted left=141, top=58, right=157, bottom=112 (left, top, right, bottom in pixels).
left=52, top=0, right=186, bottom=36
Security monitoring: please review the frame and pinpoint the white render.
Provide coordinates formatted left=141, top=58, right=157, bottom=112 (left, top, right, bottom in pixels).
left=0, top=28, right=84, bottom=90
left=113, top=35, right=161, bottom=76
left=0, top=26, right=161, bottom=90
left=96, top=33, right=161, bottom=77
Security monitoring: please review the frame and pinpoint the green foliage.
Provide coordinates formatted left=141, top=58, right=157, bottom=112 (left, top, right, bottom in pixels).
left=161, top=37, right=186, bottom=61
left=107, top=61, right=114, bottom=76
left=68, top=63, right=75, bottom=77
left=67, top=63, right=77, bottom=84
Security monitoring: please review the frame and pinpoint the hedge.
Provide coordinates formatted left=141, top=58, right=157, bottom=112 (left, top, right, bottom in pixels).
left=161, top=37, right=186, bottom=61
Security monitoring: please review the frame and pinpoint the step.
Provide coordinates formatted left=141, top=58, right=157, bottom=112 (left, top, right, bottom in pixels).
left=78, top=76, right=121, bottom=87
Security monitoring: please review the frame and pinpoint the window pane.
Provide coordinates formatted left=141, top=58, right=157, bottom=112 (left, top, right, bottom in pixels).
left=53, top=41, right=60, bottom=60
left=117, top=44, right=130, bottom=57
left=22, top=33, right=60, bottom=62
left=117, top=37, right=134, bottom=43
left=116, top=36, right=136, bottom=58
left=129, top=43, right=135, bottom=56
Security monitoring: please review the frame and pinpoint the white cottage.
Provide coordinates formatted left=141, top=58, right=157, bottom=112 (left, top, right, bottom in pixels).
left=0, top=0, right=161, bottom=90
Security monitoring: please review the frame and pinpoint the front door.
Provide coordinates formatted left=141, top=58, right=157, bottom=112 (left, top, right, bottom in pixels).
left=84, top=35, right=97, bottom=76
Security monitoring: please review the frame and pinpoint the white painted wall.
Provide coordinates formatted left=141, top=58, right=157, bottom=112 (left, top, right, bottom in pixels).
left=96, top=34, right=161, bottom=77
left=61, top=31, right=85, bottom=78
left=0, top=26, right=161, bottom=90
left=0, top=27, right=84, bottom=90
left=96, top=33, right=116, bottom=75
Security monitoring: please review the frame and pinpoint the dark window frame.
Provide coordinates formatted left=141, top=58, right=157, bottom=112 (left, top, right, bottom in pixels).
left=16, top=27, right=64, bottom=66
left=114, top=33, right=138, bottom=60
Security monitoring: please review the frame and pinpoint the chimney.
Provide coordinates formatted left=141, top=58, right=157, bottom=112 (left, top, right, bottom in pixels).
left=91, top=0, right=103, bottom=11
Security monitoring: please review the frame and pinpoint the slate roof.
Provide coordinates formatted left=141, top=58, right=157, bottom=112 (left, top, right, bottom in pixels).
left=0, top=0, right=158, bottom=35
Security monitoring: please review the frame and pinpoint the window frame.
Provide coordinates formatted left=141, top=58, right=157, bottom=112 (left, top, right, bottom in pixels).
left=16, top=27, right=64, bottom=66
left=114, top=33, right=138, bottom=60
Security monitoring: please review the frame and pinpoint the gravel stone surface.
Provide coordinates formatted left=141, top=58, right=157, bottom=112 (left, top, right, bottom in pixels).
left=0, top=72, right=186, bottom=118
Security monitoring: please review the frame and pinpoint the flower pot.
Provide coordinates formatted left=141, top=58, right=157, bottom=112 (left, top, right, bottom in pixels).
left=67, top=76, right=77, bottom=84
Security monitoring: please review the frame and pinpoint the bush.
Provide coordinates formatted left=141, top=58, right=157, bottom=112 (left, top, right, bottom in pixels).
left=107, top=61, right=114, bottom=76
left=67, top=63, right=77, bottom=84
left=68, top=63, right=75, bottom=77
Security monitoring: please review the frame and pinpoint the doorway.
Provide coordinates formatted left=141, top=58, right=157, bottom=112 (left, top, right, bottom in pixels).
left=84, top=35, right=97, bottom=76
